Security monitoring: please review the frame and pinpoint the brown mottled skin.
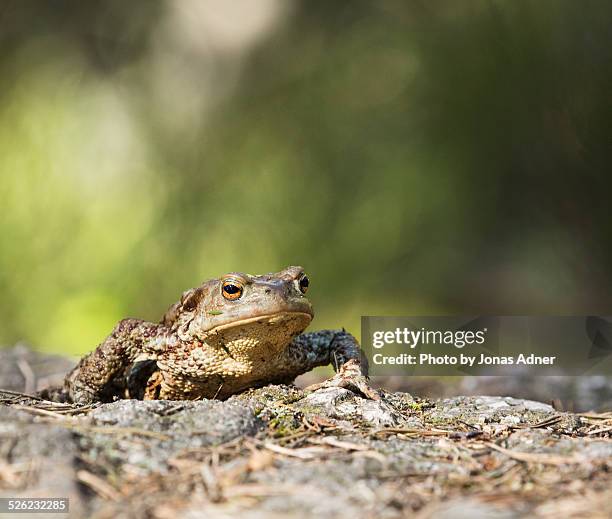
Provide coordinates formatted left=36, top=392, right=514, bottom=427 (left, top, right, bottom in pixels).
left=62, top=266, right=379, bottom=403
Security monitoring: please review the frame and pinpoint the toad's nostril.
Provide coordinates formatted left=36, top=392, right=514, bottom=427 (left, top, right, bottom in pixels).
left=265, top=289, right=271, bottom=294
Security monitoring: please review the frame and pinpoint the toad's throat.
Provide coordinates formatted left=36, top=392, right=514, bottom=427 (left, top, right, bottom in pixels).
left=203, top=311, right=313, bottom=336
left=200, top=311, right=313, bottom=363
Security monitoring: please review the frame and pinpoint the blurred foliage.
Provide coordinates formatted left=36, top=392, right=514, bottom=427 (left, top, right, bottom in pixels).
left=0, top=0, right=611, bottom=354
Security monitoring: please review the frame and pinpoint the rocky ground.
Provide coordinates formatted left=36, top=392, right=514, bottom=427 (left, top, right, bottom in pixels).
left=0, top=346, right=611, bottom=519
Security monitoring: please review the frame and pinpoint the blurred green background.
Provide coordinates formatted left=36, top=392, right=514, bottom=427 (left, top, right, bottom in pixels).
left=1, top=0, right=611, bottom=355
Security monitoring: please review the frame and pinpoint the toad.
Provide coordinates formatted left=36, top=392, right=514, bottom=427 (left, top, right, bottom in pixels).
left=62, top=266, right=378, bottom=403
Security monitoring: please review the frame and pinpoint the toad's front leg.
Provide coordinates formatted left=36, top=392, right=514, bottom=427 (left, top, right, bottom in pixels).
left=64, top=319, right=170, bottom=404
left=278, top=330, right=380, bottom=400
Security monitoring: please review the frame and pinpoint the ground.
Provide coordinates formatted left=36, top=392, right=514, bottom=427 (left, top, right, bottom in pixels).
left=0, top=347, right=611, bottom=519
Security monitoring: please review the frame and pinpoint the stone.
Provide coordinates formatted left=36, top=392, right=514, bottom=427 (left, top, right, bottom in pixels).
left=0, top=347, right=610, bottom=518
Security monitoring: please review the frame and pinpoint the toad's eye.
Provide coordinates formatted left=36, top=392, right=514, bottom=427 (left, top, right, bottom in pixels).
left=298, top=274, right=309, bottom=294
left=221, top=280, right=244, bottom=300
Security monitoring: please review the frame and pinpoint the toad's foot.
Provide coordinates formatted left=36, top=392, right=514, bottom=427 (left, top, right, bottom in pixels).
left=64, top=388, right=96, bottom=405
left=305, top=359, right=380, bottom=400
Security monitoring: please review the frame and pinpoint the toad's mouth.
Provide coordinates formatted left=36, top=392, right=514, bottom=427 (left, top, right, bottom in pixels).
left=204, top=311, right=313, bottom=336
